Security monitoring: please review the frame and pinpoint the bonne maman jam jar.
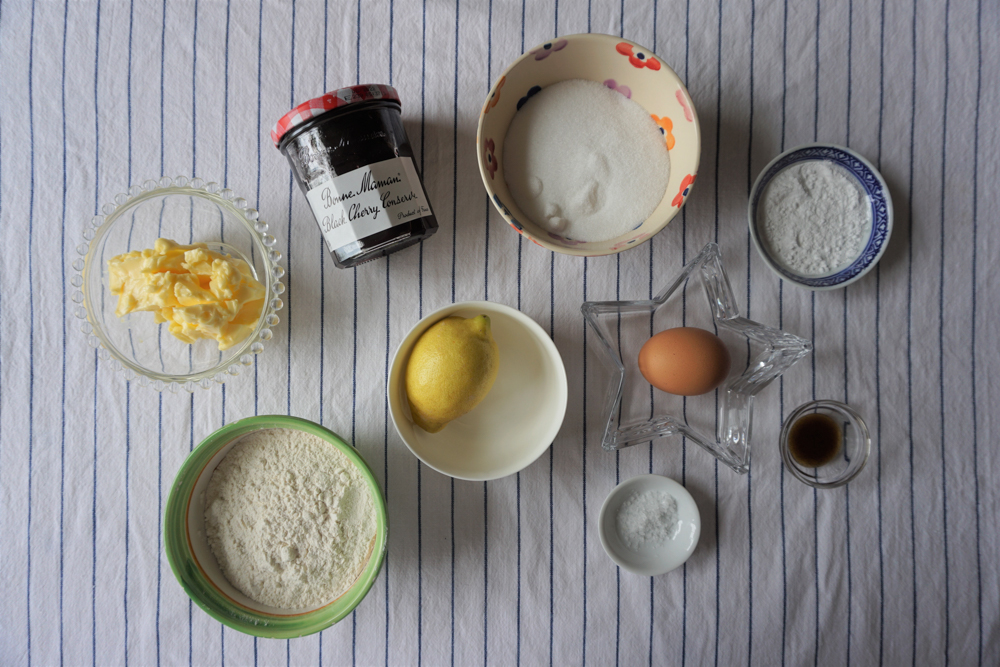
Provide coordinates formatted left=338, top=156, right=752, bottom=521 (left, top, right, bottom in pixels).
left=273, top=84, right=438, bottom=268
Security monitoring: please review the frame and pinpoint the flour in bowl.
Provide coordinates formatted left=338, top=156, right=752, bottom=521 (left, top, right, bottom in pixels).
left=503, top=79, right=671, bottom=243
left=205, top=428, right=377, bottom=610
left=758, top=161, right=872, bottom=276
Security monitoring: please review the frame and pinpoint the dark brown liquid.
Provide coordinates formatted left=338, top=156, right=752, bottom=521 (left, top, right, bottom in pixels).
left=788, top=413, right=842, bottom=467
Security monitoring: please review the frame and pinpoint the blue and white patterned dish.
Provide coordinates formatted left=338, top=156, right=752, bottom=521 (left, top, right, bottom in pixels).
left=748, top=144, right=893, bottom=290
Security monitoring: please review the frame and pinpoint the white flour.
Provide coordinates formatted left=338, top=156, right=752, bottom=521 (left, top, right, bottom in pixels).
left=205, top=428, right=377, bottom=610
left=758, top=161, right=872, bottom=276
left=503, top=79, right=670, bottom=243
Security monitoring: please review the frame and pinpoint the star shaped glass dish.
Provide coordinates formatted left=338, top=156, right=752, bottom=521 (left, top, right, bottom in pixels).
left=581, top=243, right=812, bottom=474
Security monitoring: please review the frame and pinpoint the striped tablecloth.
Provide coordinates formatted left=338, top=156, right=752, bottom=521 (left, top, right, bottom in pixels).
left=2, top=0, right=997, bottom=664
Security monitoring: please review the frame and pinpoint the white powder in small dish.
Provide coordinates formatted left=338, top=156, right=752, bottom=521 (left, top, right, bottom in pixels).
left=616, top=490, right=679, bottom=551
left=503, top=79, right=670, bottom=243
left=758, top=161, right=872, bottom=276
left=205, top=428, right=377, bottom=610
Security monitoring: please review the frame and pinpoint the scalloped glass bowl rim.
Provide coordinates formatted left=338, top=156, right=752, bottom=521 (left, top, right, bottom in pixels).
left=77, top=179, right=281, bottom=388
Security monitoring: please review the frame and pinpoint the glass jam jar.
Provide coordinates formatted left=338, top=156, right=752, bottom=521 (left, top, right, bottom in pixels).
left=273, top=84, right=438, bottom=268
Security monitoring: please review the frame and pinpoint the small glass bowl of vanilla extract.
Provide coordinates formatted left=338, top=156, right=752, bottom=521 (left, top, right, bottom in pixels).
left=780, top=400, right=871, bottom=488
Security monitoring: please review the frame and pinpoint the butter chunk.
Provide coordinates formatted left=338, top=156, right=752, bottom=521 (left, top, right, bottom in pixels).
left=108, top=238, right=266, bottom=351
left=173, top=274, right=218, bottom=307
left=182, top=247, right=217, bottom=275
left=208, top=258, right=243, bottom=301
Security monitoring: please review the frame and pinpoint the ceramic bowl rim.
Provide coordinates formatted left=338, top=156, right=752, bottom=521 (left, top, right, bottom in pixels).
left=163, top=415, right=388, bottom=638
left=747, top=143, right=894, bottom=291
left=387, top=300, right=568, bottom=481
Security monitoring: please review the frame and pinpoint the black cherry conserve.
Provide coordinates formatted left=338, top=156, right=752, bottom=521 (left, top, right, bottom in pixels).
left=274, top=84, right=438, bottom=268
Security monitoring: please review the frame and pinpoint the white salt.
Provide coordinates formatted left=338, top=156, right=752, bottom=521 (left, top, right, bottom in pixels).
left=503, top=79, right=671, bottom=243
left=616, top=490, right=679, bottom=551
left=758, top=161, right=872, bottom=276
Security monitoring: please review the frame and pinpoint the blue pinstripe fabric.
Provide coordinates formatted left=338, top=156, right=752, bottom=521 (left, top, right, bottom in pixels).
left=416, top=2, right=427, bottom=664
left=1, top=1, right=997, bottom=665
left=872, top=0, right=889, bottom=645
left=938, top=6, right=952, bottom=664
left=970, top=5, right=984, bottom=665
left=25, top=2, right=35, bottom=665
left=58, top=1, right=69, bottom=664
left=906, top=2, right=919, bottom=664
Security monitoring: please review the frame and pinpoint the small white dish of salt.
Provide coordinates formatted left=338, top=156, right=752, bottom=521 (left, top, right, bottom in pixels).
left=598, top=474, right=701, bottom=576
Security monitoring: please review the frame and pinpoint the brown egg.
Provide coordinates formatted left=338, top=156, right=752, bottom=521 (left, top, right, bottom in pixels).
left=638, top=327, right=732, bottom=396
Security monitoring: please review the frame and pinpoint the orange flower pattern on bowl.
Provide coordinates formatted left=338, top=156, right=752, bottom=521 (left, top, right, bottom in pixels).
left=476, top=34, right=700, bottom=257
left=651, top=114, right=675, bottom=150
left=483, top=76, right=505, bottom=114
left=672, top=174, right=696, bottom=207
left=616, top=42, right=661, bottom=70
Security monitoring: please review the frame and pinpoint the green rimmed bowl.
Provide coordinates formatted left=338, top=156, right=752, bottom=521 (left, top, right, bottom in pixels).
left=164, top=415, right=388, bottom=638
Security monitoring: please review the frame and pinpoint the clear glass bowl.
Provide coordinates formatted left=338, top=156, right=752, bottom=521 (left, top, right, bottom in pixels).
left=70, top=177, right=285, bottom=391
left=581, top=242, right=812, bottom=474
left=779, top=400, right=871, bottom=488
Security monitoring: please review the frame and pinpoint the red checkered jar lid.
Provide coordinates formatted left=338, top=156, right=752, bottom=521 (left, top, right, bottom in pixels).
left=271, top=83, right=400, bottom=147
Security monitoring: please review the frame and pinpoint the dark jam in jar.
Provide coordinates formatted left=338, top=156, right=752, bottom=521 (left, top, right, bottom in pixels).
left=274, top=84, right=438, bottom=268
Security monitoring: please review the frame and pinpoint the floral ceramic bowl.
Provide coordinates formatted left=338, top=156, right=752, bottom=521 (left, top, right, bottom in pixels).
left=476, top=33, right=700, bottom=256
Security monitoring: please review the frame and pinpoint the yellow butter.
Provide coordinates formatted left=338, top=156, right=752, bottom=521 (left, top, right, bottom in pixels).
left=108, top=238, right=266, bottom=351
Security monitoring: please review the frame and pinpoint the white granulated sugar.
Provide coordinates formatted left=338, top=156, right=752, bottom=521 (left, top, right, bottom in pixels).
left=758, top=161, right=872, bottom=276
left=503, top=79, right=670, bottom=243
left=205, top=428, right=377, bottom=610
left=616, top=490, right=679, bottom=551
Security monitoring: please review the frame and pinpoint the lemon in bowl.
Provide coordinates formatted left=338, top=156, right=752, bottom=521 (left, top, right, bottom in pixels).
left=388, top=301, right=567, bottom=481
left=405, top=314, right=500, bottom=433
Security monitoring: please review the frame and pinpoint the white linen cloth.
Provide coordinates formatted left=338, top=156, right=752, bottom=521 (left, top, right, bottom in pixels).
left=1, top=0, right=997, bottom=664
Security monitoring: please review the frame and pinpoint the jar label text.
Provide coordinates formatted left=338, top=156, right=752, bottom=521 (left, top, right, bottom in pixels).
left=305, top=157, right=431, bottom=250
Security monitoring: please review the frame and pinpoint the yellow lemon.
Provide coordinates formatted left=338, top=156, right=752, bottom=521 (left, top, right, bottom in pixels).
left=405, top=315, right=499, bottom=433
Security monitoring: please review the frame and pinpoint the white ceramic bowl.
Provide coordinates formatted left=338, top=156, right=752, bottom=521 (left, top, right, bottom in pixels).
left=748, top=144, right=893, bottom=290
left=598, top=474, right=701, bottom=576
left=387, top=301, right=567, bottom=481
